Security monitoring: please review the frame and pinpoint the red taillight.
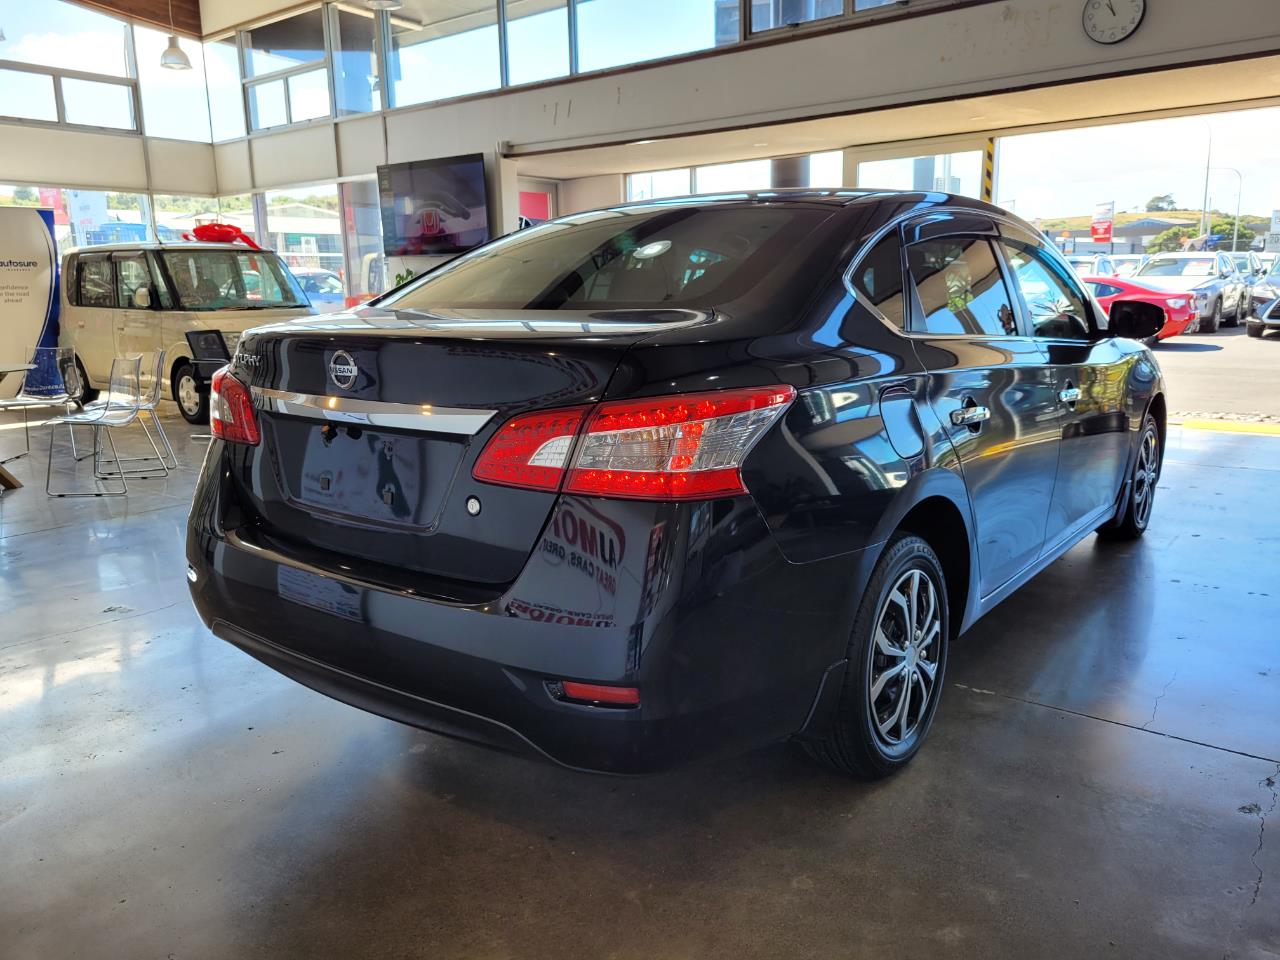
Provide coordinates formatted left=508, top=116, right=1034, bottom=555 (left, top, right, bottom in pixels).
left=210, top=367, right=260, bottom=445
left=557, top=681, right=640, bottom=707
left=471, top=406, right=587, bottom=490
left=471, top=385, right=795, bottom=501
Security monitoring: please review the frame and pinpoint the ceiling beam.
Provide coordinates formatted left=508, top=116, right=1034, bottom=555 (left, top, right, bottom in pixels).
left=77, top=0, right=202, bottom=38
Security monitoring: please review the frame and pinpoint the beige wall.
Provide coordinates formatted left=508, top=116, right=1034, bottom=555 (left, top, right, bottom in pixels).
left=560, top=175, right=624, bottom=215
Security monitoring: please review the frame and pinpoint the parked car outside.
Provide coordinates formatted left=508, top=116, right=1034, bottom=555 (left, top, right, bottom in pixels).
left=1247, top=256, right=1280, bottom=337
left=1083, top=275, right=1197, bottom=341
left=60, top=241, right=315, bottom=423
left=1131, top=250, right=1246, bottom=332
left=188, top=191, right=1166, bottom=778
left=290, top=267, right=347, bottom=313
left=1110, top=254, right=1150, bottom=278
left=1066, top=253, right=1117, bottom=276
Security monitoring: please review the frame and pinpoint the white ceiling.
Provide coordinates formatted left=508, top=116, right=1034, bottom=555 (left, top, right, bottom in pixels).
left=512, top=54, right=1280, bottom=179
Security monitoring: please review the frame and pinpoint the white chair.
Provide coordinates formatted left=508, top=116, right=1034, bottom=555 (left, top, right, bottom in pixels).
left=46, top=355, right=167, bottom=497
left=0, top=346, right=78, bottom=464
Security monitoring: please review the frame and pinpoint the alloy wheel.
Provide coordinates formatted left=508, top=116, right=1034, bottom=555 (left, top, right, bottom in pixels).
left=1132, top=427, right=1159, bottom=528
left=178, top=374, right=202, bottom=417
left=869, top=568, right=942, bottom=748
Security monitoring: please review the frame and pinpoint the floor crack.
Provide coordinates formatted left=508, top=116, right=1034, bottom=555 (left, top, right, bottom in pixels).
left=1248, top=763, right=1280, bottom=908
left=1142, top=670, right=1178, bottom=730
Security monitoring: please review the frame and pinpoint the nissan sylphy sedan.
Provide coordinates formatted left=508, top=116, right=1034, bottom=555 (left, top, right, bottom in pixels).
left=187, top=191, right=1166, bottom=777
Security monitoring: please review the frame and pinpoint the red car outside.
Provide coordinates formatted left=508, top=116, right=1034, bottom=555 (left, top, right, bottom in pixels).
left=1082, top=275, right=1198, bottom=341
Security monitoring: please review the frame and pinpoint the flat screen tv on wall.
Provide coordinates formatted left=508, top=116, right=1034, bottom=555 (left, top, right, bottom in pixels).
left=377, top=153, right=490, bottom=257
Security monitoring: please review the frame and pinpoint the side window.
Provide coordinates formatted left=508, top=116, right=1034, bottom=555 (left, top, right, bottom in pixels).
left=78, top=257, right=115, bottom=308
left=850, top=231, right=906, bottom=330
left=146, top=253, right=175, bottom=308
left=237, top=254, right=285, bottom=301
left=1086, top=281, right=1124, bottom=299
left=906, top=236, right=1018, bottom=336
left=1000, top=241, right=1092, bottom=341
left=116, top=255, right=153, bottom=308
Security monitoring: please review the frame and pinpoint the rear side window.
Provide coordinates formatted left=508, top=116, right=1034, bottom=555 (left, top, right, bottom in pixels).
left=851, top=232, right=905, bottom=330
left=906, top=237, right=1018, bottom=336
left=78, top=257, right=114, bottom=308
left=1087, top=281, right=1124, bottom=298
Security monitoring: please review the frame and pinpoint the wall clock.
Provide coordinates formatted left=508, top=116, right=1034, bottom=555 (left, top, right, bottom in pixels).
left=1082, top=0, right=1146, bottom=44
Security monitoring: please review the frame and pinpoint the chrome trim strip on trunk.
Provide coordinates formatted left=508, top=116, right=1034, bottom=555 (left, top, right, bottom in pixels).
left=250, top=387, right=496, bottom=436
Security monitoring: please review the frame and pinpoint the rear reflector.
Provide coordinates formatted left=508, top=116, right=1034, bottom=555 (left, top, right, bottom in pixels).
left=558, top=681, right=640, bottom=706
left=472, top=385, right=795, bottom=501
left=210, top=367, right=260, bottom=446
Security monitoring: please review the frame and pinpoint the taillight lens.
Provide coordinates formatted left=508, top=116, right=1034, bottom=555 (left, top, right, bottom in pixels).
left=210, top=367, right=260, bottom=445
left=471, top=406, right=587, bottom=490
left=472, top=385, right=795, bottom=501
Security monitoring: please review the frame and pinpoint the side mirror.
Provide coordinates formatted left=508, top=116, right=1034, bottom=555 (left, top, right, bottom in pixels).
left=1108, top=300, right=1164, bottom=341
left=132, top=287, right=152, bottom=309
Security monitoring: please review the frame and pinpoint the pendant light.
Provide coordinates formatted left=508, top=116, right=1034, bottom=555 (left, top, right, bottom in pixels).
left=160, top=0, right=192, bottom=70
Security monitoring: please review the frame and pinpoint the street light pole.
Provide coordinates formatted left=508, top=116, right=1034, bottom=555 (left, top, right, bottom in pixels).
left=1208, top=167, right=1244, bottom=251
left=1199, top=129, right=1213, bottom=241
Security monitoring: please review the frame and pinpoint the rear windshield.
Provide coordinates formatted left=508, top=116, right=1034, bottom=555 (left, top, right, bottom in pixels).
left=161, top=250, right=306, bottom=311
left=1138, top=257, right=1216, bottom=278
left=380, top=205, right=830, bottom=311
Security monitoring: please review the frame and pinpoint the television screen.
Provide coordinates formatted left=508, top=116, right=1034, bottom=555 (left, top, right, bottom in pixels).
left=377, top=154, right=490, bottom=257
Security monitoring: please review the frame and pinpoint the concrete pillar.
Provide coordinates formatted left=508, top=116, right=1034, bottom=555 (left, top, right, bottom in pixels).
left=771, top=155, right=811, bottom=189
left=485, top=151, right=521, bottom=237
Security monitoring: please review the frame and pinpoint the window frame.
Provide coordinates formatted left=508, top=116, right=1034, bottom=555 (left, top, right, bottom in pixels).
left=239, top=5, right=334, bottom=132
left=0, top=58, right=142, bottom=134
left=904, top=232, right=1022, bottom=339
left=995, top=227, right=1101, bottom=343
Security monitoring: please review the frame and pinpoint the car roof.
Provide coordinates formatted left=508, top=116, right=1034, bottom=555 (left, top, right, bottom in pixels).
left=604, top=188, right=1018, bottom=213
left=1148, top=251, right=1221, bottom=257
left=63, top=240, right=279, bottom=255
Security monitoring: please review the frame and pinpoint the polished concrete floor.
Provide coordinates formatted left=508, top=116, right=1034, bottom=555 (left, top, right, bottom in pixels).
left=1, top=409, right=1278, bottom=960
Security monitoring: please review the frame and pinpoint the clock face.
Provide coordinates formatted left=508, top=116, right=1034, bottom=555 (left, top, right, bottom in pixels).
left=1082, top=0, right=1146, bottom=44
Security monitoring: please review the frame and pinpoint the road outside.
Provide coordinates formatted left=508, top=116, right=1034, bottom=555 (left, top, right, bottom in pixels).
left=1152, top=325, right=1280, bottom=422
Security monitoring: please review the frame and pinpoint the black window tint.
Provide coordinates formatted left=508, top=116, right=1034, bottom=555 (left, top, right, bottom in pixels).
left=906, top=237, right=1018, bottom=336
left=79, top=258, right=114, bottom=308
left=1001, top=241, right=1092, bottom=341
left=851, top=232, right=905, bottom=329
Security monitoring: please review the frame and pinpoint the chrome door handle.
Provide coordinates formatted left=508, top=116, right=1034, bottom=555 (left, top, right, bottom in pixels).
left=1058, top=387, right=1082, bottom=404
left=951, top=405, right=991, bottom=426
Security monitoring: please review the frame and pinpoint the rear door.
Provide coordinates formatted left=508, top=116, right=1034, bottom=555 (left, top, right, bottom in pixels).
left=902, top=213, right=1061, bottom=597
left=996, top=229, right=1130, bottom=546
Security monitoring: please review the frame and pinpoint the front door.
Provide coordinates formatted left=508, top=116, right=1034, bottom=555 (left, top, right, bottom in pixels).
left=113, top=252, right=161, bottom=395
left=997, top=234, right=1130, bottom=546
left=902, top=217, right=1061, bottom=597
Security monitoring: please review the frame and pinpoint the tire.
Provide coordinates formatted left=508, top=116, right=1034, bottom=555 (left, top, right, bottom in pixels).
left=173, top=363, right=209, bottom=425
left=67, top=358, right=99, bottom=406
left=1099, top=414, right=1160, bottom=541
left=1247, top=321, right=1264, bottom=338
left=802, top=534, right=949, bottom=779
left=1223, top=299, right=1241, bottom=327
left=1200, top=300, right=1221, bottom=333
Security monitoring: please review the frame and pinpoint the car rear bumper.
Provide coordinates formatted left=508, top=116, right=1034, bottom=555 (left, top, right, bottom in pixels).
left=186, top=447, right=860, bottom=773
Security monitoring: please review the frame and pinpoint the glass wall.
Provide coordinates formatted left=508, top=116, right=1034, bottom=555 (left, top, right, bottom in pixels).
left=61, top=78, right=136, bottom=130
left=204, top=37, right=246, bottom=142
left=0, top=69, right=58, bottom=123
left=340, top=179, right=388, bottom=303
left=507, top=0, right=570, bottom=85
left=751, top=0, right=842, bottom=33
left=694, top=159, right=771, bottom=193
left=0, top=0, right=132, bottom=76
left=0, top=186, right=154, bottom=249
left=264, top=184, right=345, bottom=310
left=243, top=8, right=331, bottom=130
left=329, top=5, right=381, bottom=115
left=389, top=0, right=501, bottom=107
left=627, top=169, right=692, bottom=201
left=858, top=151, right=984, bottom=198
left=136, top=26, right=211, bottom=141
left=243, top=8, right=327, bottom=77
left=576, top=0, right=730, bottom=72
left=808, top=151, right=843, bottom=188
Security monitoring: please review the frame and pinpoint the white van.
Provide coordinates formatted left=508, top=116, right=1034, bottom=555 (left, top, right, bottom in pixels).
left=60, top=241, right=316, bottom=423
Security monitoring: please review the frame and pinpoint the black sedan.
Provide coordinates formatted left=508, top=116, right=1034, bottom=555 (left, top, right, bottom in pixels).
left=187, top=191, right=1166, bottom=777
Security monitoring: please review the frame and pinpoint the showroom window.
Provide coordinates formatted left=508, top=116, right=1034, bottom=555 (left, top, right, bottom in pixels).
left=330, top=5, right=381, bottom=115
left=858, top=150, right=984, bottom=198
left=809, top=151, right=843, bottom=188
left=507, top=0, right=570, bottom=85
left=694, top=159, right=771, bottom=194
left=751, top=0, right=842, bottom=33
left=152, top=196, right=224, bottom=241
left=242, top=8, right=331, bottom=130
left=204, top=37, right=246, bottom=141
left=388, top=0, right=501, bottom=107
left=0, top=68, right=58, bottom=123
left=340, top=179, right=387, bottom=303
left=135, top=25, right=210, bottom=142
left=627, top=169, right=693, bottom=202
left=265, top=185, right=345, bottom=308
left=575, top=0, right=729, bottom=72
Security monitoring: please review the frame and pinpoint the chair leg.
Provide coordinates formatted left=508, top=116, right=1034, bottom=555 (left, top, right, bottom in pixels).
left=0, top=406, right=31, bottom=465
left=47, top=422, right=126, bottom=498
left=148, top=408, right=179, bottom=469
left=95, top=418, right=169, bottom=479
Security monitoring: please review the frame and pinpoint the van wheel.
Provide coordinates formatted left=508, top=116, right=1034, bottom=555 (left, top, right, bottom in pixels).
left=802, top=534, right=949, bottom=779
left=173, top=363, right=209, bottom=424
